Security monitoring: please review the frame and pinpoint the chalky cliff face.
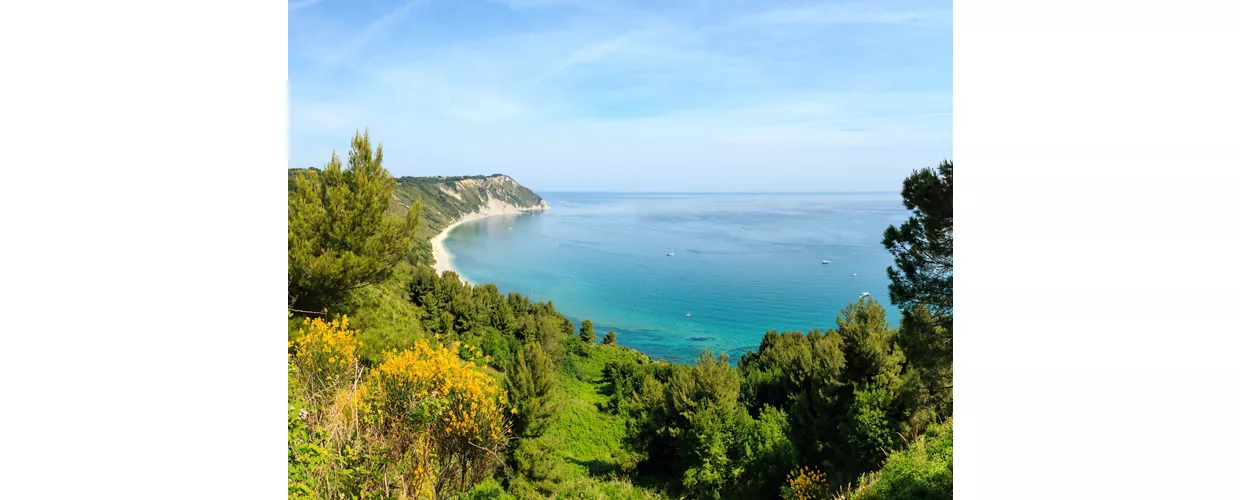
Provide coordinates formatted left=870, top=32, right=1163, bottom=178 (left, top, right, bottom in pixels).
left=388, top=174, right=548, bottom=233
left=439, top=175, right=549, bottom=217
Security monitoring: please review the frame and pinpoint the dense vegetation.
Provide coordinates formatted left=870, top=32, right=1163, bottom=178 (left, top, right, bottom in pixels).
left=288, top=131, right=953, bottom=499
left=290, top=143, right=543, bottom=268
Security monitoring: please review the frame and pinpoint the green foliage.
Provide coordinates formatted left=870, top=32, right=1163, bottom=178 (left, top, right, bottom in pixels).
left=511, top=434, right=575, bottom=496
left=897, top=305, right=953, bottom=425
left=841, top=419, right=953, bottom=500
left=882, top=159, right=952, bottom=317
left=288, top=130, right=422, bottom=312
left=579, top=318, right=596, bottom=343
left=736, top=406, right=798, bottom=497
left=460, top=478, right=517, bottom=500
left=882, top=160, right=954, bottom=425
left=553, top=476, right=664, bottom=499
left=287, top=373, right=320, bottom=498
left=508, top=343, right=557, bottom=438
left=334, top=264, right=426, bottom=364
left=615, top=351, right=757, bottom=497
left=480, top=326, right=516, bottom=371
left=796, top=299, right=911, bottom=484
left=732, top=298, right=931, bottom=490
left=286, top=144, right=952, bottom=498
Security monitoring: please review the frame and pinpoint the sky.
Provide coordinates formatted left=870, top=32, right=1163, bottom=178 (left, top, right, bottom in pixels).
left=289, top=0, right=952, bottom=192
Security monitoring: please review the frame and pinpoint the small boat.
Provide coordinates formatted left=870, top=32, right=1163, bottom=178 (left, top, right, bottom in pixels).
left=667, top=252, right=675, bottom=257
left=852, top=273, right=857, bottom=277
left=685, top=313, right=691, bottom=317
left=822, top=260, right=831, bottom=264
left=860, top=292, right=871, bottom=299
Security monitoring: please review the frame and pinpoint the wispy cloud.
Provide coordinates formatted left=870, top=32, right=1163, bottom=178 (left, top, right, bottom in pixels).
left=310, top=0, right=425, bottom=73
left=288, top=0, right=328, bottom=12
left=744, top=3, right=950, bottom=27
left=289, top=0, right=952, bottom=191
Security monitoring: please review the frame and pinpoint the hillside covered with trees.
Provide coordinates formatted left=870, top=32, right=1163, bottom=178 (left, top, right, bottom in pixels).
left=287, top=131, right=953, bottom=499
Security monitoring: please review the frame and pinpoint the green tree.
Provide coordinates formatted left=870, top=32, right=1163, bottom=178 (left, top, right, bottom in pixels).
left=492, top=303, right=517, bottom=335
left=882, top=159, right=952, bottom=317
left=623, top=350, right=751, bottom=497
left=881, top=160, right=953, bottom=422
left=795, top=298, right=909, bottom=484
left=738, top=299, right=912, bottom=487
left=898, top=306, right=953, bottom=423
left=737, top=406, right=797, bottom=498
left=507, top=343, right=557, bottom=438
left=288, top=130, right=422, bottom=312
left=603, top=330, right=617, bottom=345
left=579, top=319, right=596, bottom=343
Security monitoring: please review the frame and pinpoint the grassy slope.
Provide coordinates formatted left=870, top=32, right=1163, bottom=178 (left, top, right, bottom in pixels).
left=840, top=419, right=953, bottom=500
left=460, top=343, right=664, bottom=500
left=534, top=343, right=666, bottom=499
left=291, top=167, right=662, bottom=497
left=552, top=344, right=645, bottom=477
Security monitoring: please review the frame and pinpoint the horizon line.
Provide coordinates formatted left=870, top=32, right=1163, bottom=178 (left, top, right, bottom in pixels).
left=537, top=190, right=902, bottom=195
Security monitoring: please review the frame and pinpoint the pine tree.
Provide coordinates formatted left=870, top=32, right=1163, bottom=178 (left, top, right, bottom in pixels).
left=579, top=318, right=596, bottom=343
left=507, top=343, right=556, bottom=438
left=881, top=159, right=953, bottom=421
left=288, top=130, right=422, bottom=312
left=882, top=159, right=952, bottom=317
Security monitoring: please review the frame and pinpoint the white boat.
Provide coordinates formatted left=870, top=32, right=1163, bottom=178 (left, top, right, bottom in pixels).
left=667, top=252, right=675, bottom=257
left=852, top=273, right=857, bottom=277
left=822, top=260, right=831, bottom=264
left=685, top=313, right=691, bottom=317
left=860, top=292, right=871, bottom=299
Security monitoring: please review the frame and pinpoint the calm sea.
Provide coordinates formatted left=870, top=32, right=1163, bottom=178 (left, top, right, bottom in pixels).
left=443, top=192, right=909, bottom=364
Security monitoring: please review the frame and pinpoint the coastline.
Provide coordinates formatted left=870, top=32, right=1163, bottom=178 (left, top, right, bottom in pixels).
left=430, top=198, right=548, bottom=284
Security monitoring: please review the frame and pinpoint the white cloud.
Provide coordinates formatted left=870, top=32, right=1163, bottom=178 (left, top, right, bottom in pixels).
left=289, top=1, right=952, bottom=190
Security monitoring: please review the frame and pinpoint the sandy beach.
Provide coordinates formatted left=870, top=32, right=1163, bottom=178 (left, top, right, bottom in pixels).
left=430, top=198, right=548, bottom=283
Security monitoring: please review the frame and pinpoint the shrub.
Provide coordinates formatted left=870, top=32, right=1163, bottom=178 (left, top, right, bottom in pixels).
left=782, top=466, right=831, bottom=500
left=289, top=316, right=361, bottom=401
left=845, top=419, right=953, bottom=500
left=365, top=340, right=512, bottom=496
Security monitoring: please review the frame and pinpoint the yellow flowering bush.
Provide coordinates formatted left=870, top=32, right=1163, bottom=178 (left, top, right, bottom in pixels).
left=783, top=466, right=831, bottom=500
left=290, top=316, right=361, bottom=398
left=365, top=340, right=511, bottom=495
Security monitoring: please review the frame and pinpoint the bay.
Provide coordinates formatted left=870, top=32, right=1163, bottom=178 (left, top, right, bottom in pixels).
left=444, top=192, right=908, bottom=363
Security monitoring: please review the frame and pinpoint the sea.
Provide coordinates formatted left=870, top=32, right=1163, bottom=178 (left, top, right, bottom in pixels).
left=443, top=192, right=910, bottom=364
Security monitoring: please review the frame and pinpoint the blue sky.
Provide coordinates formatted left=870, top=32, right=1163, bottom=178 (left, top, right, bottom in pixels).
left=289, top=0, right=951, bottom=192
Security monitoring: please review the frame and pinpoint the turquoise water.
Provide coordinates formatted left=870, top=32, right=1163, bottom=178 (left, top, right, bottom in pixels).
left=444, top=192, right=909, bottom=364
